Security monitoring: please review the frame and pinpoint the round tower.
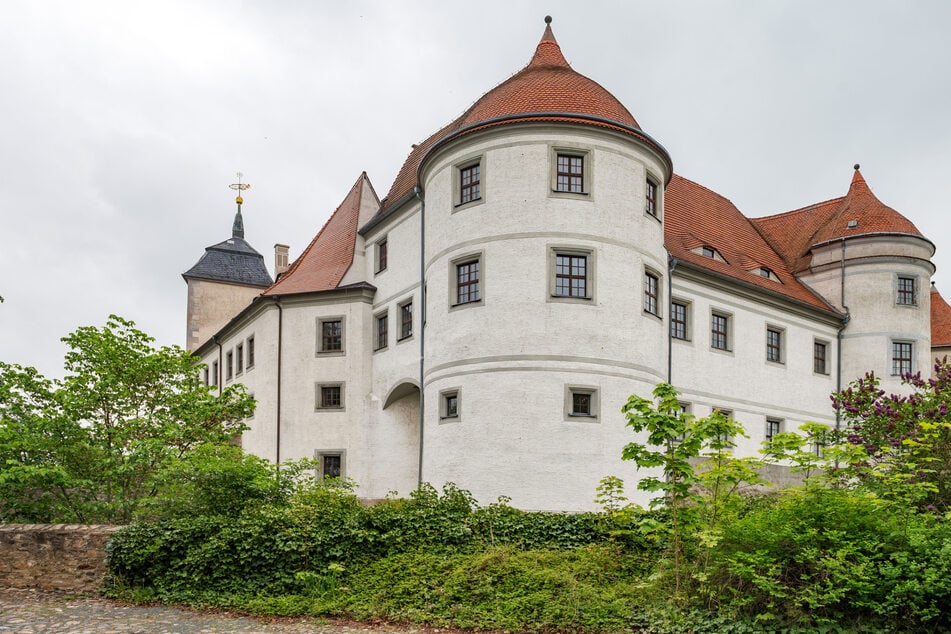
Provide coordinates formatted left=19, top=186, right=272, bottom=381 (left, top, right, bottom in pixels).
left=799, top=166, right=935, bottom=393
left=412, top=19, right=673, bottom=510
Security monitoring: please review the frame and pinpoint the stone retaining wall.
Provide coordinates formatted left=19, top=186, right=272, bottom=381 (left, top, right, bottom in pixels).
left=0, top=524, right=123, bottom=593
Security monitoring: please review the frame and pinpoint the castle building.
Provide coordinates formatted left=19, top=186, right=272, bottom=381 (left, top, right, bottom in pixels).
left=186, top=19, right=951, bottom=511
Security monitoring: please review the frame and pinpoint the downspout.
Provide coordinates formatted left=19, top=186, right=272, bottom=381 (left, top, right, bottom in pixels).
left=415, top=185, right=426, bottom=488
left=213, top=335, right=223, bottom=396
left=273, top=297, right=284, bottom=466
left=667, top=256, right=678, bottom=385
left=835, top=238, right=851, bottom=431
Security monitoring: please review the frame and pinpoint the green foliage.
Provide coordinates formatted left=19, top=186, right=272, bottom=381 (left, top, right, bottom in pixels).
left=0, top=315, right=254, bottom=523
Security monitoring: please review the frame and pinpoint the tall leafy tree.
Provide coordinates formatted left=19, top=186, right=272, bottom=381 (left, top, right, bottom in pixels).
left=0, top=315, right=254, bottom=523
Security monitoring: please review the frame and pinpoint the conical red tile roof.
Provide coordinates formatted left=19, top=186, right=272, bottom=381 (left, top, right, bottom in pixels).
left=931, top=285, right=951, bottom=347
left=263, top=173, right=377, bottom=295
left=377, top=19, right=668, bottom=216
left=753, top=167, right=924, bottom=274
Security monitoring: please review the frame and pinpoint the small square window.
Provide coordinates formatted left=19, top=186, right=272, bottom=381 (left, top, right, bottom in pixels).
left=316, top=383, right=345, bottom=411
left=236, top=343, right=244, bottom=374
left=226, top=351, right=234, bottom=381
left=646, top=177, right=658, bottom=217
left=318, top=318, right=344, bottom=354
left=671, top=301, right=689, bottom=340
left=247, top=336, right=255, bottom=369
left=892, top=341, right=913, bottom=376
left=440, top=388, right=461, bottom=422
left=814, top=340, right=828, bottom=374
left=376, top=238, right=388, bottom=274
left=565, top=385, right=599, bottom=421
left=766, top=327, right=783, bottom=363
left=460, top=163, right=481, bottom=204
left=644, top=271, right=660, bottom=316
left=766, top=417, right=782, bottom=442
left=317, top=451, right=346, bottom=479
left=711, top=312, right=731, bottom=351
left=398, top=301, right=413, bottom=341
left=897, top=276, right=916, bottom=305
left=375, top=311, right=388, bottom=351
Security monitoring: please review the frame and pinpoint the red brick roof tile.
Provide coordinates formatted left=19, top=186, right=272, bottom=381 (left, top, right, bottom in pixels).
left=931, top=285, right=951, bottom=347
left=263, top=173, right=376, bottom=296
left=665, top=174, right=836, bottom=312
left=752, top=167, right=924, bottom=274
left=377, top=21, right=665, bottom=217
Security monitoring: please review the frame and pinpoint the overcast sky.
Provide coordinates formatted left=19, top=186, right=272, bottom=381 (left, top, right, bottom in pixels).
left=2, top=1, right=950, bottom=378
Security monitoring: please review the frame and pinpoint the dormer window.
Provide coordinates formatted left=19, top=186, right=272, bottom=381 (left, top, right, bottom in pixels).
left=756, top=267, right=780, bottom=282
left=702, top=246, right=715, bottom=259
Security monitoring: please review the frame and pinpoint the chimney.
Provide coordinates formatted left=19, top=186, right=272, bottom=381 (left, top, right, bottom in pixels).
left=274, top=243, right=289, bottom=277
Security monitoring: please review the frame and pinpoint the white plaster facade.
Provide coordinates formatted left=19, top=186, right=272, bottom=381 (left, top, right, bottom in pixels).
left=187, top=22, right=948, bottom=511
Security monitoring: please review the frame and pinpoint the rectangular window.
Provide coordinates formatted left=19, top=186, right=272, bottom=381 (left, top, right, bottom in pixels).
left=399, top=301, right=413, bottom=340
left=671, top=301, right=688, bottom=340
left=766, top=417, right=782, bottom=442
left=203, top=367, right=209, bottom=386
left=565, top=386, right=599, bottom=420
left=456, top=260, right=481, bottom=305
left=646, top=177, right=658, bottom=217
left=211, top=361, right=219, bottom=386
left=897, top=276, right=916, bottom=305
left=711, top=312, right=730, bottom=351
left=236, top=343, right=244, bottom=374
left=766, top=327, right=783, bottom=363
left=460, top=163, right=481, bottom=204
left=375, top=312, right=388, bottom=351
left=226, top=351, right=234, bottom=380
left=247, top=336, right=255, bottom=368
left=376, top=238, right=388, bottom=273
left=556, top=154, right=584, bottom=193
left=317, top=383, right=344, bottom=410
left=445, top=393, right=458, bottom=418
left=644, top=272, right=659, bottom=316
left=814, top=341, right=828, bottom=374
left=555, top=254, right=587, bottom=297
left=320, top=319, right=343, bottom=352
left=323, top=454, right=341, bottom=478
left=715, top=408, right=734, bottom=446
left=892, top=341, right=913, bottom=376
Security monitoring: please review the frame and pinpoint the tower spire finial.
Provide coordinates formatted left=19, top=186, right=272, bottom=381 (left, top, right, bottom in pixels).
left=229, top=172, right=250, bottom=239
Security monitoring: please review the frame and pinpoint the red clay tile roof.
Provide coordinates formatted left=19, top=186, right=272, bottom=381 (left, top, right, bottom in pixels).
left=752, top=167, right=924, bottom=274
left=665, top=174, right=836, bottom=312
left=263, top=173, right=376, bottom=296
left=931, top=285, right=951, bottom=347
left=377, top=21, right=667, bottom=217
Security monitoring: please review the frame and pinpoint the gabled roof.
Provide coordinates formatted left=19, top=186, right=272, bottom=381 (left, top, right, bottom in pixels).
left=752, top=167, right=924, bottom=274
left=183, top=235, right=273, bottom=288
left=263, top=173, right=378, bottom=296
left=931, top=285, right=951, bottom=347
left=664, top=174, right=836, bottom=312
left=376, top=18, right=669, bottom=218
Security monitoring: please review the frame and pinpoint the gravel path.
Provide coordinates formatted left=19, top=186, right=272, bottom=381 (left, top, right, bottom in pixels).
left=0, top=590, right=459, bottom=634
